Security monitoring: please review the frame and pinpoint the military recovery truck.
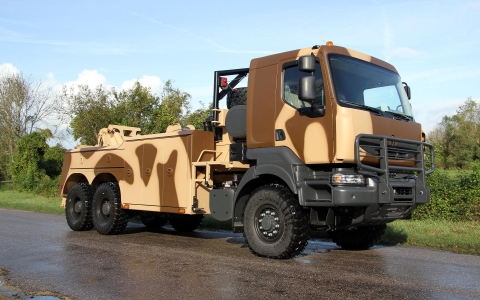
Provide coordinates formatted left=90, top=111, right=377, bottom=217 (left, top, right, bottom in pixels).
left=59, top=42, right=434, bottom=259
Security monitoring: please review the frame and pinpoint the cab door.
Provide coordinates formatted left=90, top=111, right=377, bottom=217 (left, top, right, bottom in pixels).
left=273, top=57, right=334, bottom=164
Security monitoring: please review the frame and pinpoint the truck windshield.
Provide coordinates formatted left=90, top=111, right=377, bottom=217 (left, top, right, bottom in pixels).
left=329, top=54, right=413, bottom=119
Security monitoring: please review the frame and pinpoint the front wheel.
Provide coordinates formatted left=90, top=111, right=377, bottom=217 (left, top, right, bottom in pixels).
left=330, top=224, right=387, bottom=250
left=92, top=182, right=128, bottom=235
left=243, top=184, right=310, bottom=259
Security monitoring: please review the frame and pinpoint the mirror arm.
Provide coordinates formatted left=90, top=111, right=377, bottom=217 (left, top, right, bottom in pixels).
left=298, top=105, right=326, bottom=118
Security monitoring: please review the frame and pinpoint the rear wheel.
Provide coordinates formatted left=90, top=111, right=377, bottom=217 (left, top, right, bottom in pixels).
left=65, top=183, right=94, bottom=231
left=331, top=224, right=386, bottom=250
left=169, top=214, right=204, bottom=232
left=92, top=182, right=128, bottom=235
left=243, top=184, right=310, bottom=259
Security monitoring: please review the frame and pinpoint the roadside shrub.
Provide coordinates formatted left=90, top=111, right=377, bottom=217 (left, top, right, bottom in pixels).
left=8, top=132, right=64, bottom=197
left=34, top=175, right=61, bottom=198
left=0, top=181, right=13, bottom=191
left=414, top=169, right=480, bottom=221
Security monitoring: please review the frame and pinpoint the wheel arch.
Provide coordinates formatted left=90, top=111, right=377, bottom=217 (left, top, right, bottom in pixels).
left=233, top=168, right=297, bottom=232
left=62, top=173, right=89, bottom=195
left=62, top=172, right=120, bottom=195
left=91, top=173, right=119, bottom=189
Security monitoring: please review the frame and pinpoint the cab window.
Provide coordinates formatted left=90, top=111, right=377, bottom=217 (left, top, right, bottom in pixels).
left=283, top=61, right=324, bottom=109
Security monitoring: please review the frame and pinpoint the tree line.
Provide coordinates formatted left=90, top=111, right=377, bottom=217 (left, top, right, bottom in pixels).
left=0, top=71, right=210, bottom=195
left=61, top=81, right=211, bottom=146
left=428, top=97, right=480, bottom=169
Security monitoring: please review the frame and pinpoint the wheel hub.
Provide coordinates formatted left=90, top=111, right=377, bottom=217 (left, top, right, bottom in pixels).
left=74, top=201, right=82, bottom=213
left=258, top=209, right=280, bottom=240
left=101, top=201, right=111, bottom=215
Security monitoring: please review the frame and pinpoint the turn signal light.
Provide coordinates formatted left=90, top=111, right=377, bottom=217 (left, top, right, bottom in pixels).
left=179, top=208, right=186, bottom=214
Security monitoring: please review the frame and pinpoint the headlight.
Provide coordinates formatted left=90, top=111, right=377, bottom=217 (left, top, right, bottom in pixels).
left=331, top=173, right=366, bottom=186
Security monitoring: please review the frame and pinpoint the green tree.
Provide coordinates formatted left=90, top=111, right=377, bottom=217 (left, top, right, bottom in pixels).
left=114, top=82, right=161, bottom=134
left=0, top=71, right=58, bottom=180
left=153, top=80, right=193, bottom=133
left=63, top=80, right=210, bottom=145
left=62, top=85, right=119, bottom=146
left=8, top=130, right=65, bottom=195
left=42, top=144, right=66, bottom=178
left=183, top=101, right=213, bottom=130
left=429, top=98, right=480, bottom=169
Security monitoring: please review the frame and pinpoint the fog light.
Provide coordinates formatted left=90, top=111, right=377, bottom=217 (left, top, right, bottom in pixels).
left=331, top=173, right=366, bottom=185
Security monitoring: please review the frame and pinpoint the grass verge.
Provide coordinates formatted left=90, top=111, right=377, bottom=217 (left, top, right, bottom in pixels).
left=0, top=190, right=478, bottom=255
left=0, top=190, right=64, bottom=215
left=383, top=219, right=480, bottom=255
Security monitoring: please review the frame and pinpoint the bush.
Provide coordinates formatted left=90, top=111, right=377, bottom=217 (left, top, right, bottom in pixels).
left=414, top=169, right=480, bottom=221
left=8, top=132, right=64, bottom=197
left=34, top=175, right=61, bottom=198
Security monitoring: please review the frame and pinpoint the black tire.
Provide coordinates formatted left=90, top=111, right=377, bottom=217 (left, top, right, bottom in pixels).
left=331, top=224, right=387, bottom=250
left=226, top=87, right=247, bottom=109
left=243, top=184, right=310, bottom=259
left=169, top=214, right=204, bottom=232
left=92, top=182, right=128, bottom=235
left=141, top=213, right=168, bottom=229
left=65, top=182, right=95, bottom=231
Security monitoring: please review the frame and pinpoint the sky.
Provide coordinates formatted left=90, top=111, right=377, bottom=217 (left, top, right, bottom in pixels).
left=1, top=0, right=479, bottom=146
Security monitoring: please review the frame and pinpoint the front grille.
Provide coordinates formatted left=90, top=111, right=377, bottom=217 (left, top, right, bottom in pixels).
left=394, top=187, right=412, bottom=196
left=355, top=134, right=434, bottom=175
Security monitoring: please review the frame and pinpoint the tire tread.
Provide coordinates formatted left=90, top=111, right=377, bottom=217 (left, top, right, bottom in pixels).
left=226, top=87, right=247, bottom=109
left=65, top=182, right=94, bottom=231
left=243, top=184, right=310, bottom=259
left=92, top=182, right=128, bottom=235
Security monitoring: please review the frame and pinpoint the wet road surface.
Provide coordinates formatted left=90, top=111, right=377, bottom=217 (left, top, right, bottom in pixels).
left=0, top=208, right=479, bottom=300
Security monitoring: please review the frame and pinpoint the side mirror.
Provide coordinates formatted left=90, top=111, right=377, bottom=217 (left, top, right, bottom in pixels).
left=298, top=76, right=315, bottom=101
left=299, top=55, right=316, bottom=73
left=403, top=82, right=411, bottom=100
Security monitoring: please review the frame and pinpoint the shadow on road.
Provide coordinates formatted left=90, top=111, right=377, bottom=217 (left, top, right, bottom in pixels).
left=120, top=220, right=408, bottom=252
left=382, top=225, right=408, bottom=245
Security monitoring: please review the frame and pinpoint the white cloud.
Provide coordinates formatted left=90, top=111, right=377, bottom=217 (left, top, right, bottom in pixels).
left=57, top=69, right=109, bottom=95
left=53, top=70, right=163, bottom=97
left=120, top=75, right=162, bottom=96
left=0, top=63, right=20, bottom=75
left=72, top=69, right=107, bottom=87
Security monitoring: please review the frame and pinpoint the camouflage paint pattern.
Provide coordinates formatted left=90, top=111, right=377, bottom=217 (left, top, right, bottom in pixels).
left=59, top=43, right=424, bottom=216
left=247, top=44, right=422, bottom=164
left=60, top=128, right=215, bottom=215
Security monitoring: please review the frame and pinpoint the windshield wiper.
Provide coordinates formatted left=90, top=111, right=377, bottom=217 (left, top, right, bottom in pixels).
left=385, top=110, right=413, bottom=121
left=341, top=101, right=384, bottom=116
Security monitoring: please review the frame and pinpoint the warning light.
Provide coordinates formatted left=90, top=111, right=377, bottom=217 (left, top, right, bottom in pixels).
left=220, top=77, right=228, bottom=88
left=326, top=41, right=334, bottom=46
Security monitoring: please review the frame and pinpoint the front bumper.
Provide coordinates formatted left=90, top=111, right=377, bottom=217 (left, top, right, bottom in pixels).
left=297, top=134, right=434, bottom=225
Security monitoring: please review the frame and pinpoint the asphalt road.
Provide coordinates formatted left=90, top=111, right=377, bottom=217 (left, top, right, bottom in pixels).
left=0, top=209, right=479, bottom=300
